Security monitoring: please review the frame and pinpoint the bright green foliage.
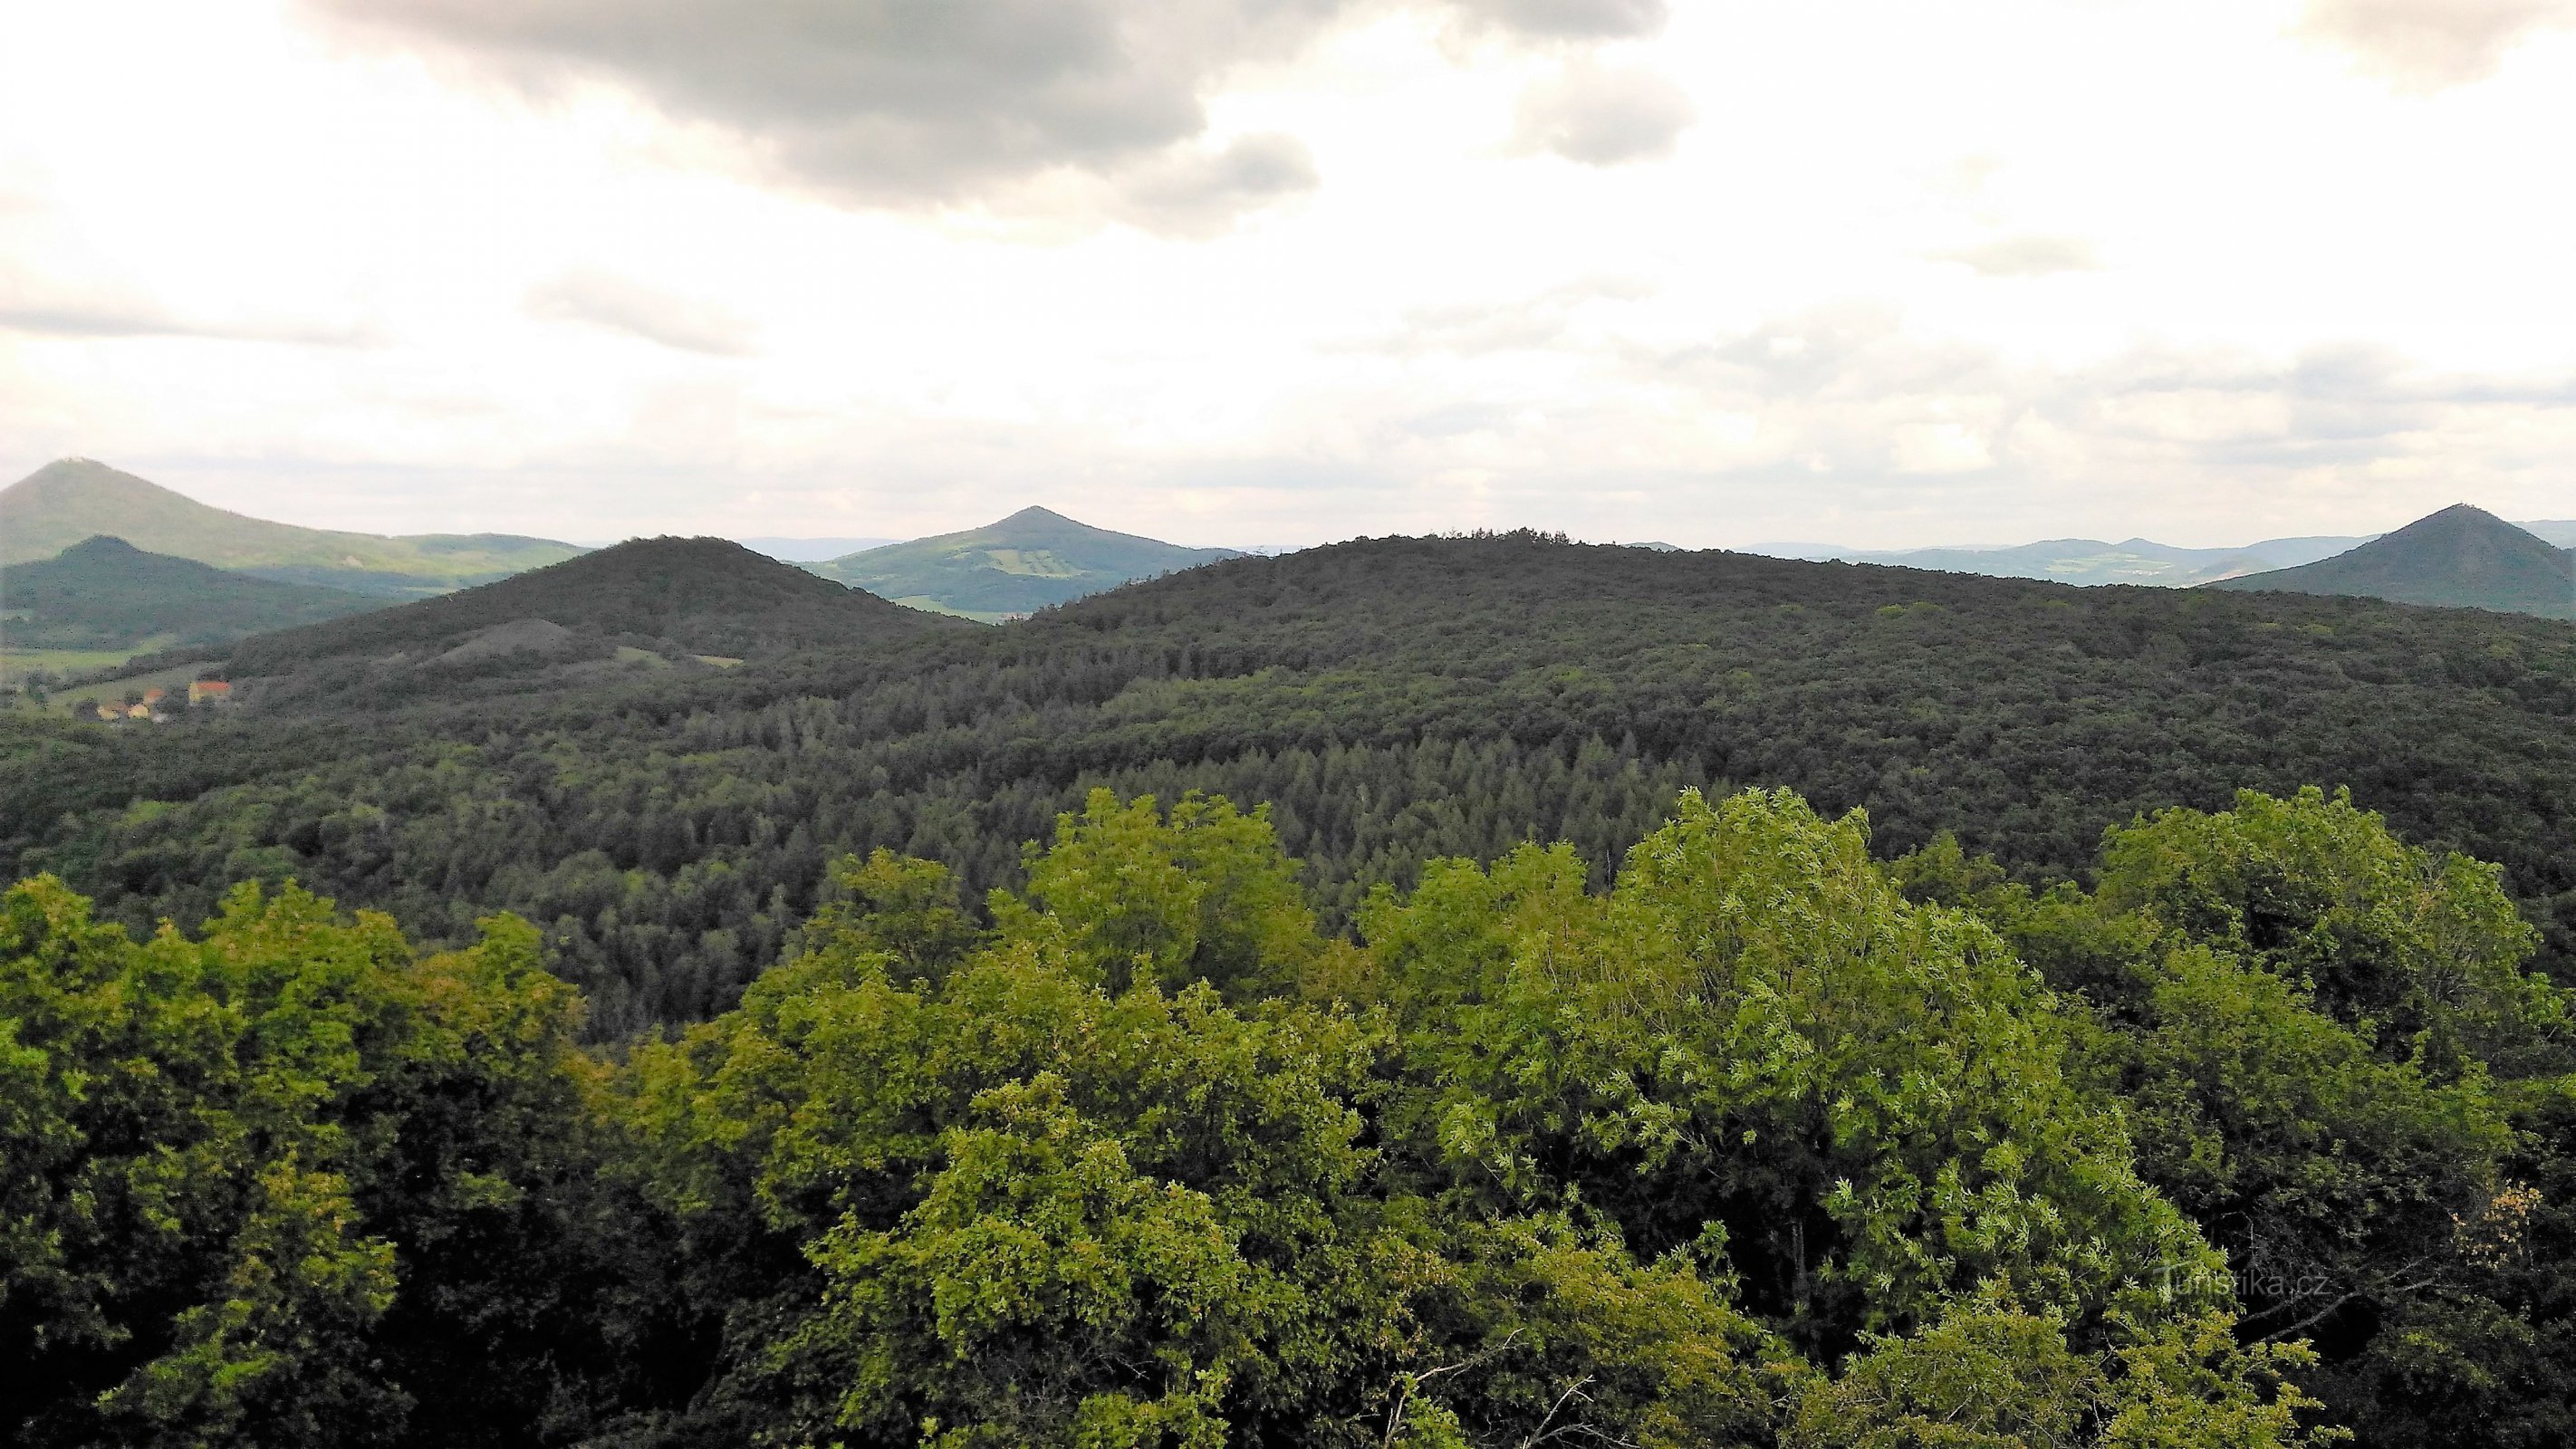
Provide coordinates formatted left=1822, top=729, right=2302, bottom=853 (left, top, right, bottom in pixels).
left=1910, top=787, right=2576, bottom=1448
left=1790, top=1291, right=2333, bottom=1449
left=610, top=790, right=2327, bottom=1447
left=802, top=848, right=988, bottom=984
left=1369, top=790, right=2222, bottom=1351
left=1008, top=789, right=1324, bottom=1000
left=2097, top=786, right=2560, bottom=1067
left=621, top=823, right=1414, bottom=1445
left=12, top=783, right=2495, bottom=1447
left=0, top=876, right=620, bottom=1449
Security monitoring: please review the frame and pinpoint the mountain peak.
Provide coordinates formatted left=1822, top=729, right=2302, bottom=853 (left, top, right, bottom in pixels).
left=998, top=505, right=1076, bottom=527
left=2208, top=504, right=2571, bottom=619
left=817, top=506, right=1241, bottom=619
left=63, top=533, right=149, bottom=557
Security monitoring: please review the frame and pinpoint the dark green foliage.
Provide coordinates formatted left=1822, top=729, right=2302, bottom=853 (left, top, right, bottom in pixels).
left=817, top=504, right=1238, bottom=617
left=0, top=535, right=387, bottom=648
left=2209, top=505, right=2575, bottom=620
left=5, top=532, right=2570, bottom=1034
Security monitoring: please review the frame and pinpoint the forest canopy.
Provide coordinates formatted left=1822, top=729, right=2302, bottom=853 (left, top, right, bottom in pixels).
left=8, top=782, right=2571, bottom=1448
left=6, top=532, right=2571, bottom=1039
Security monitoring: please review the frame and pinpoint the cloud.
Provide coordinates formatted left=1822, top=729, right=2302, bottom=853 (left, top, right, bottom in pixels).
left=1614, top=305, right=2576, bottom=502
left=1357, top=274, right=1658, bottom=355
left=1510, top=61, right=1695, bottom=165
left=309, top=0, right=1337, bottom=221
left=1448, top=0, right=1668, bottom=40
left=2300, top=0, right=2576, bottom=90
left=305, top=1, right=1669, bottom=229
left=523, top=269, right=757, bottom=355
left=1931, top=235, right=2100, bottom=278
left=1108, top=132, right=1322, bottom=236
left=0, top=276, right=371, bottom=345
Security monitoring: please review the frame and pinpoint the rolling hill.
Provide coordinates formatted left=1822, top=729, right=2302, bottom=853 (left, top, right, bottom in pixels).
left=812, top=505, right=1237, bottom=619
left=0, top=535, right=389, bottom=648
left=1, top=458, right=584, bottom=596
left=9, top=531, right=2571, bottom=1036
left=218, top=534, right=968, bottom=699
left=2207, top=504, right=2575, bottom=619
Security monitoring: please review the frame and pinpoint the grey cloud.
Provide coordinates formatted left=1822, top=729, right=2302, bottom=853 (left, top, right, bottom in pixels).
left=524, top=270, right=757, bottom=355
left=1932, top=235, right=2100, bottom=278
left=309, top=1, right=1655, bottom=228
left=1448, top=0, right=1667, bottom=39
left=1510, top=61, right=1695, bottom=165
left=1109, top=132, right=1321, bottom=236
left=2301, top=0, right=2576, bottom=90
left=311, top=0, right=1337, bottom=216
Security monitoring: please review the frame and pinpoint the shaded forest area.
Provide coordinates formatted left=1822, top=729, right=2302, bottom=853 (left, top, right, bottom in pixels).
left=4, top=532, right=2572, bottom=1037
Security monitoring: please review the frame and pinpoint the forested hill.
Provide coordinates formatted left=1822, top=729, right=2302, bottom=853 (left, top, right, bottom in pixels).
left=2210, top=504, right=2576, bottom=619
left=815, top=504, right=1239, bottom=619
left=222, top=534, right=966, bottom=676
left=0, top=535, right=387, bottom=648
left=4, top=531, right=2571, bottom=1033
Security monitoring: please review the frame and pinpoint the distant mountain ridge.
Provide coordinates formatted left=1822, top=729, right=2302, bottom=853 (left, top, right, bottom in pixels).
left=2206, top=505, right=2574, bottom=619
left=1, top=458, right=583, bottom=597
left=0, top=535, right=389, bottom=648
left=1755, top=519, right=2573, bottom=589
left=735, top=535, right=901, bottom=562
left=812, top=505, right=1238, bottom=619
left=1754, top=533, right=2370, bottom=586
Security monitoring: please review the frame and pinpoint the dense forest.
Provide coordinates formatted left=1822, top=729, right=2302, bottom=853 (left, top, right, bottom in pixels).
left=8, top=533, right=2576, bottom=1445
left=3, top=533, right=2569, bottom=1037
left=6, top=782, right=2571, bottom=1446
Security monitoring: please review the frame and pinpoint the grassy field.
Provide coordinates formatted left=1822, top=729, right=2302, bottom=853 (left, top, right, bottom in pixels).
left=3, top=645, right=148, bottom=692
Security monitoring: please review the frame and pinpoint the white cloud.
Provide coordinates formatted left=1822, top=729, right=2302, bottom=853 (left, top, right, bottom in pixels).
left=0, top=271, right=371, bottom=345
left=524, top=269, right=757, bottom=356
left=2301, top=0, right=2576, bottom=90
left=5, top=0, right=2576, bottom=552
left=1931, top=235, right=2100, bottom=278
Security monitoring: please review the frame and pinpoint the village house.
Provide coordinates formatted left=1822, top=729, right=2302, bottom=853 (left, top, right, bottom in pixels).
left=188, top=679, right=233, bottom=705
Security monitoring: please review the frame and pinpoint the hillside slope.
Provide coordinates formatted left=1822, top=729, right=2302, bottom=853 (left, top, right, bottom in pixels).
left=1, top=458, right=583, bottom=595
left=223, top=535, right=966, bottom=685
left=8, top=533, right=2571, bottom=1037
left=0, top=535, right=388, bottom=648
left=2207, top=504, right=2575, bottom=619
left=814, top=505, right=1236, bottom=618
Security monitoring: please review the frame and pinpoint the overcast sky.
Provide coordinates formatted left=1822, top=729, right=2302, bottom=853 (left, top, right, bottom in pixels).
left=3, top=0, right=2572, bottom=549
